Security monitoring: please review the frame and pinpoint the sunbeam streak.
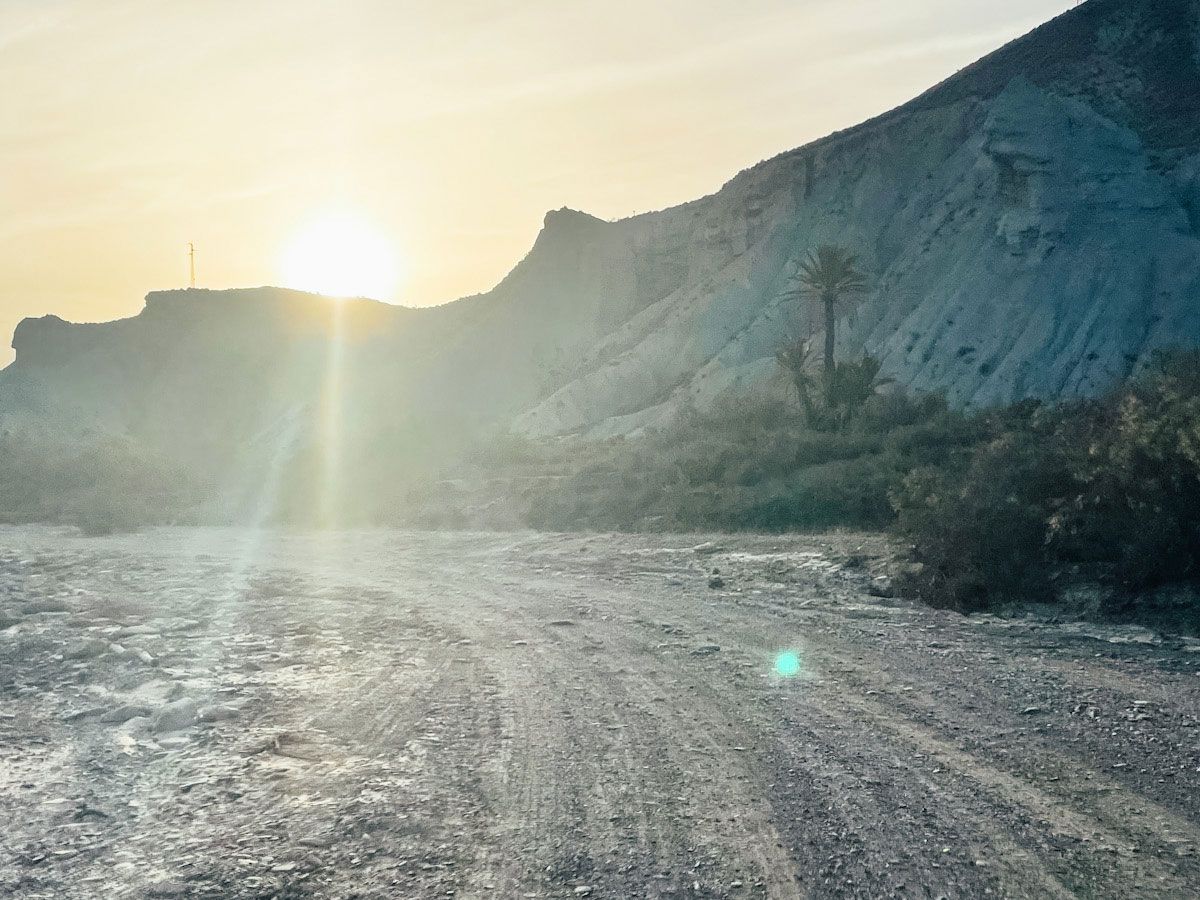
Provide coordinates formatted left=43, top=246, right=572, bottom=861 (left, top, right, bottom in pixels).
left=319, top=301, right=346, bottom=528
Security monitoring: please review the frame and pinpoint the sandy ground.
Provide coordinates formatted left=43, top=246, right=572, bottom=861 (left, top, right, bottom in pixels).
left=1, top=527, right=1200, bottom=899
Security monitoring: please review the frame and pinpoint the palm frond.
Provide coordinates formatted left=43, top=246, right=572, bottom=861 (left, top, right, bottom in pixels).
left=796, top=244, right=868, bottom=298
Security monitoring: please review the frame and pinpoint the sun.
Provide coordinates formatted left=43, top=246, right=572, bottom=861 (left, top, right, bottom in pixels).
left=279, top=212, right=400, bottom=299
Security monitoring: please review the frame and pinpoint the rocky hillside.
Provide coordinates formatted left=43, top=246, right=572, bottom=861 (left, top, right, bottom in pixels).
left=4, top=0, right=1200, bottom=450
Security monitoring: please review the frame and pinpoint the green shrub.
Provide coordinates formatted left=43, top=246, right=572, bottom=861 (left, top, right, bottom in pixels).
left=1049, top=356, right=1200, bottom=590
left=891, top=352, right=1200, bottom=614
left=890, top=432, right=1071, bottom=611
left=735, top=455, right=901, bottom=530
left=0, top=430, right=203, bottom=530
left=508, top=394, right=977, bottom=533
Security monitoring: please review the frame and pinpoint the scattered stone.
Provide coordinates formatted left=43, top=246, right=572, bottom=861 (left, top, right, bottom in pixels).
left=63, top=638, right=109, bottom=660
left=1058, top=623, right=1162, bottom=646
left=842, top=553, right=869, bottom=570
left=115, top=624, right=160, bottom=639
left=64, top=706, right=108, bottom=723
left=867, top=576, right=895, bottom=598
left=73, top=803, right=111, bottom=820
left=198, top=704, right=241, bottom=723
left=144, top=878, right=188, bottom=897
left=101, top=704, right=153, bottom=724
left=26, top=599, right=70, bottom=614
left=150, top=699, right=201, bottom=733
left=707, top=574, right=725, bottom=589
left=573, top=888, right=594, bottom=896
left=1020, top=706, right=1044, bottom=716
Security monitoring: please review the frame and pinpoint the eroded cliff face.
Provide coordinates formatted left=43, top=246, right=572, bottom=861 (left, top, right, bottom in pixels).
left=513, top=0, right=1200, bottom=435
left=870, top=78, right=1199, bottom=407
left=515, top=74, right=1200, bottom=436
left=4, top=0, right=1200, bottom=445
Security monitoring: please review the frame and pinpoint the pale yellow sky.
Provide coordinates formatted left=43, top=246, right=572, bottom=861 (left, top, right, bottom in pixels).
left=0, top=0, right=1074, bottom=364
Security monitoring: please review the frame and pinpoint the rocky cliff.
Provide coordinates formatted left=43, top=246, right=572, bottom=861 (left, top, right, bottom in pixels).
left=515, top=0, right=1200, bottom=435
left=4, top=0, right=1200, bottom=448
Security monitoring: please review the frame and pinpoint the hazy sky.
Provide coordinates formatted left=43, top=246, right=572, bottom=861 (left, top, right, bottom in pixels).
left=0, top=0, right=1074, bottom=364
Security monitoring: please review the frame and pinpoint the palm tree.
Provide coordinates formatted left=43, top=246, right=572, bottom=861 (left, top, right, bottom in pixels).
left=824, top=356, right=895, bottom=424
left=776, top=340, right=818, bottom=423
left=795, top=245, right=867, bottom=375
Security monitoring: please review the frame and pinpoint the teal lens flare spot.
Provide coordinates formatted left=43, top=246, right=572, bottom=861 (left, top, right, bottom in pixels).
left=774, top=651, right=802, bottom=677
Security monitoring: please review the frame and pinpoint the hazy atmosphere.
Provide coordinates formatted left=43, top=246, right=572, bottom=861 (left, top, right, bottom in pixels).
left=1, top=0, right=1070, bottom=363
left=6, top=1, right=1200, bottom=897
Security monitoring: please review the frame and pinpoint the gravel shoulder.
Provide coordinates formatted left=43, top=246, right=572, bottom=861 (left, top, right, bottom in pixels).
left=1, top=526, right=1199, bottom=899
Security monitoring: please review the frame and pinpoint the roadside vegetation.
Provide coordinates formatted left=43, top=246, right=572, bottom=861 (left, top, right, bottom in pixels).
left=1, top=274, right=1196, bottom=628
left=414, top=348, right=1200, bottom=630
left=892, top=351, right=1200, bottom=627
left=505, top=390, right=972, bottom=532
left=0, top=430, right=202, bottom=534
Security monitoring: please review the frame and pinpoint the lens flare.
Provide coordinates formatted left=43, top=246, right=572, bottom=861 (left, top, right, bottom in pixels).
left=774, top=650, right=802, bottom=677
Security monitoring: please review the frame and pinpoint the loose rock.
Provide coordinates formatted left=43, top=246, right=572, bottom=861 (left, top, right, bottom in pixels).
left=63, top=638, right=109, bottom=660
left=101, top=704, right=153, bottom=724
left=150, top=699, right=201, bottom=733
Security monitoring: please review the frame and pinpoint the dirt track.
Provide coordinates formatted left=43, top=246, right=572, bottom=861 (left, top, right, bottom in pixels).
left=2, top=527, right=1200, bottom=899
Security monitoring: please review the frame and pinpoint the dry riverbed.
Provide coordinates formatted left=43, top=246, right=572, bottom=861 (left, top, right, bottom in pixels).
left=1, top=527, right=1199, bottom=898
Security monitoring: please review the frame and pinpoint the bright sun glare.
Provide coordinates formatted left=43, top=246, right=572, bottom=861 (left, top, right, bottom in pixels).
left=279, top=212, right=399, bottom=300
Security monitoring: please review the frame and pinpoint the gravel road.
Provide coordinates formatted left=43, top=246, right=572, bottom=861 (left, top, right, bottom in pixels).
left=2, top=527, right=1199, bottom=899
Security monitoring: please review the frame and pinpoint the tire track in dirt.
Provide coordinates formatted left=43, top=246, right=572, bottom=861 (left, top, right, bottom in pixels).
left=6, top=527, right=1200, bottom=898
left=400, top=567, right=770, bottom=897
left=638, top=584, right=1200, bottom=898
left=443, top=536, right=1200, bottom=898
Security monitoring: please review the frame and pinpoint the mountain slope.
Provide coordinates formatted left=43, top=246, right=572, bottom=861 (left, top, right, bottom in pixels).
left=515, top=0, right=1200, bottom=435
left=4, top=0, right=1200, bottom=452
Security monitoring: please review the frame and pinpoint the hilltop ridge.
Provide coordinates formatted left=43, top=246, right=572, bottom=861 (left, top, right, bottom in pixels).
left=4, top=0, right=1200, bottom=449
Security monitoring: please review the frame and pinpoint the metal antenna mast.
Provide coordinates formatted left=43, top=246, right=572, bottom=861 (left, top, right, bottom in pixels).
left=188, top=242, right=196, bottom=288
